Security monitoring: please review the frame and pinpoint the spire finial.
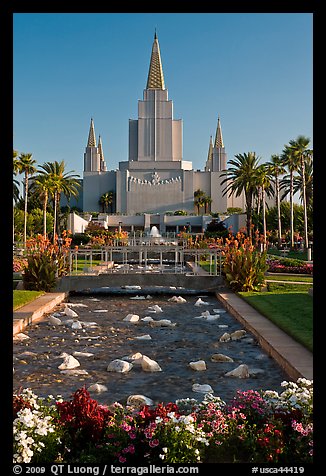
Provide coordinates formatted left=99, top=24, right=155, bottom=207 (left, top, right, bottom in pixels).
left=214, top=115, right=224, bottom=149
left=146, top=31, right=165, bottom=90
left=87, top=118, right=97, bottom=147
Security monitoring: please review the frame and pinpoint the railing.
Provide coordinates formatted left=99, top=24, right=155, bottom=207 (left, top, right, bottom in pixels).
left=64, top=245, right=223, bottom=277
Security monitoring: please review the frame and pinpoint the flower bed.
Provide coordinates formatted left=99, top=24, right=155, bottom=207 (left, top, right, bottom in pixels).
left=267, top=258, right=313, bottom=275
left=13, top=379, right=313, bottom=464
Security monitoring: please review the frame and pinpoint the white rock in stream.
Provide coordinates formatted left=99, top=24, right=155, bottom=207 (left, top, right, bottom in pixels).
left=211, top=353, right=234, bottom=362
left=93, top=309, right=108, bottom=313
left=194, top=298, right=210, bottom=306
left=63, top=306, right=79, bottom=318
left=219, top=332, right=231, bottom=342
left=81, top=321, right=99, bottom=328
left=127, top=395, right=154, bottom=407
left=130, top=295, right=146, bottom=300
left=225, top=364, right=249, bottom=378
left=66, top=303, right=88, bottom=308
left=141, top=316, right=154, bottom=322
left=189, top=360, right=207, bottom=371
left=60, top=369, right=89, bottom=376
left=123, top=314, right=140, bottom=322
left=58, top=353, right=80, bottom=370
left=71, top=321, right=83, bottom=330
left=88, top=383, right=108, bottom=393
left=48, top=315, right=63, bottom=326
left=138, top=355, right=162, bottom=372
left=73, top=351, right=94, bottom=358
left=150, top=319, right=176, bottom=327
left=168, top=296, right=187, bottom=303
left=122, top=352, right=143, bottom=363
left=192, top=383, right=213, bottom=393
left=134, top=334, right=152, bottom=340
left=230, top=330, right=247, bottom=340
left=148, top=305, right=163, bottom=313
left=107, top=359, right=133, bottom=373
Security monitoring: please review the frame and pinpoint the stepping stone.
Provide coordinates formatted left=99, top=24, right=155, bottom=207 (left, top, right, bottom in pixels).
left=63, top=306, right=79, bottom=318
left=219, top=332, right=231, bottom=342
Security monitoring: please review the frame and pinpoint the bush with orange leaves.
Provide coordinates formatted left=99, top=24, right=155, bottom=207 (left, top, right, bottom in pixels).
left=221, top=229, right=268, bottom=292
left=23, top=232, right=72, bottom=291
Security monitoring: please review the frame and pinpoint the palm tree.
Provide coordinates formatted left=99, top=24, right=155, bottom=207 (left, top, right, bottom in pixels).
left=194, top=189, right=205, bottom=215
left=30, top=173, right=54, bottom=238
left=99, top=191, right=115, bottom=213
left=202, top=195, right=212, bottom=214
left=266, top=154, right=286, bottom=248
left=221, top=152, right=260, bottom=239
left=288, top=136, right=312, bottom=250
left=37, top=161, right=81, bottom=241
left=255, top=163, right=274, bottom=249
left=15, top=153, right=37, bottom=246
left=280, top=144, right=301, bottom=249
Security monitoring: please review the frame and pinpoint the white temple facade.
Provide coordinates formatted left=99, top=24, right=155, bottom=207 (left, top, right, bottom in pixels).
left=82, top=33, right=245, bottom=215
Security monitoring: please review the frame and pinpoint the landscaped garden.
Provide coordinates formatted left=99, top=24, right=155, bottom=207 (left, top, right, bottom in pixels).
left=13, top=378, right=313, bottom=464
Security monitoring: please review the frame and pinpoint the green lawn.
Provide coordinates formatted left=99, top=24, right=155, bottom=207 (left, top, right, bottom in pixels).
left=267, top=248, right=312, bottom=261
left=265, top=274, right=313, bottom=283
left=13, top=290, right=45, bottom=310
left=239, top=284, right=313, bottom=352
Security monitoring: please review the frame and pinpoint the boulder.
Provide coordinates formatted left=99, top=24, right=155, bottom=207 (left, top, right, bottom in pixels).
left=123, top=314, right=140, bottom=322
left=219, top=332, right=231, bottom=342
left=192, top=383, right=213, bottom=393
left=88, top=383, right=108, bottom=393
left=168, top=296, right=187, bottom=303
left=148, top=305, right=163, bottom=313
left=107, top=359, right=133, bottom=373
left=230, top=330, right=247, bottom=340
left=127, top=395, right=154, bottom=408
left=63, top=306, right=79, bottom=318
left=48, top=315, right=63, bottom=326
left=194, top=298, right=210, bottom=306
left=58, top=353, right=80, bottom=370
left=139, top=355, right=162, bottom=372
left=189, top=360, right=207, bottom=371
left=225, top=364, right=249, bottom=378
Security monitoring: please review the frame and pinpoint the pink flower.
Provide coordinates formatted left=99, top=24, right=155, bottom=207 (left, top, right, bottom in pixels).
left=149, top=438, right=159, bottom=448
left=119, top=456, right=127, bottom=463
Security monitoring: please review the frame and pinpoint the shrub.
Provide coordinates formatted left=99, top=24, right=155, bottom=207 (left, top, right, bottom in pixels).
left=222, top=231, right=268, bottom=292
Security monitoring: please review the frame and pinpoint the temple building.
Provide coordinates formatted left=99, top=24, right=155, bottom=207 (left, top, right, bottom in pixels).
left=81, top=32, right=245, bottom=216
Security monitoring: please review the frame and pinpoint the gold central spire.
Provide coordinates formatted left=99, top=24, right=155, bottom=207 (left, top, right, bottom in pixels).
left=146, top=32, right=165, bottom=90
left=87, top=118, right=97, bottom=147
left=214, top=116, right=224, bottom=148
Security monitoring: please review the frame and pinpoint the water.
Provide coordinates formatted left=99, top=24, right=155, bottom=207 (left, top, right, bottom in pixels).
left=13, top=291, right=289, bottom=405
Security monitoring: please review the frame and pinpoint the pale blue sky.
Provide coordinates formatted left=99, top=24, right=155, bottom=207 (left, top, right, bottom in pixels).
left=13, top=12, right=313, bottom=180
